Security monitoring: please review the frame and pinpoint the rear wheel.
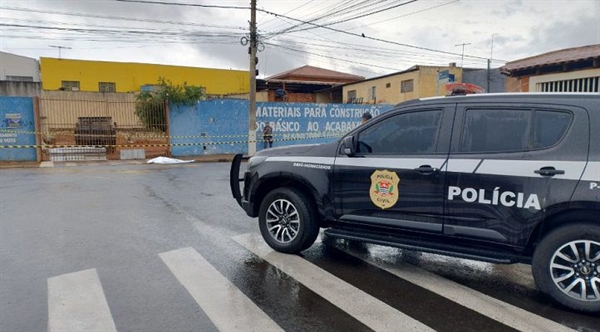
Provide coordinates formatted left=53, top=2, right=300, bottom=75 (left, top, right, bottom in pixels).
left=532, top=223, right=600, bottom=312
left=258, top=188, right=319, bottom=254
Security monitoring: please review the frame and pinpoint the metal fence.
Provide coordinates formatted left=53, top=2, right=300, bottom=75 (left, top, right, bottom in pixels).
left=38, top=93, right=169, bottom=161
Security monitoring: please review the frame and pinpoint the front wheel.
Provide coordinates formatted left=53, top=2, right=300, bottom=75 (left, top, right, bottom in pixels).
left=258, top=188, right=320, bottom=254
left=532, top=223, right=600, bottom=313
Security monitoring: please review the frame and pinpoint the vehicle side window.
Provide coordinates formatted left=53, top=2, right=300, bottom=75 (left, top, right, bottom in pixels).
left=461, top=109, right=532, bottom=153
left=357, top=110, right=442, bottom=155
left=533, top=110, right=572, bottom=149
left=461, top=108, right=573, bottom=153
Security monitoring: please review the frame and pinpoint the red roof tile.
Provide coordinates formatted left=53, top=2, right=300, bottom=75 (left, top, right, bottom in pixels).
left=501, top=44, right=600, bottom=73
left=266, top=65, right=364, bottom=82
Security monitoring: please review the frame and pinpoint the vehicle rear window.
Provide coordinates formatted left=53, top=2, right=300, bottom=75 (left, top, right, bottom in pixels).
left=533, top=110, right=572, bottom=149
left=460, top=108, right=572, bottom=153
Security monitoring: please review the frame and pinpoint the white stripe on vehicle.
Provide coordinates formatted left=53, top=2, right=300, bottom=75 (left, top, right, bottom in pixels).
left=160, top=247, right=283, bottom=332
left=334, top=157, right=447, bottom=170
left=267, top=156, right=336, bottom=165
left=265, top=156, right=591, bottom=181
left=475, top=160, right=586, bottom=181
left=446, top=159, right=482, bottom=173
left=233, top=233, right=435, bottom=332
left=47, top=268, right=117, bottom=332
left=581, top=161, right=600, bottom=182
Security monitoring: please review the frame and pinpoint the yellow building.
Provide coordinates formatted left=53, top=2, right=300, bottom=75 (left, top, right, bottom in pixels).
left=40, top=57, right=249, bottom=95
left=342, top=63, right=463, bottom=104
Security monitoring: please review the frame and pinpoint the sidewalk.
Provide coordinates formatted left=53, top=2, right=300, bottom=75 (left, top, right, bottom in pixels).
left=0, top=154, right=237, bottom=169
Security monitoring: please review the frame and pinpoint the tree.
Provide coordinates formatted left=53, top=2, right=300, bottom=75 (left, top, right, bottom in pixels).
left=135, top=77, right=205, bottom=131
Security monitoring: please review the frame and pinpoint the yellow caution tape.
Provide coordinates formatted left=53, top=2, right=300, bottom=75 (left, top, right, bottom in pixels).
left=0, top=129, right=348, bottom=140
left=0, top=134, right=343, bottom=149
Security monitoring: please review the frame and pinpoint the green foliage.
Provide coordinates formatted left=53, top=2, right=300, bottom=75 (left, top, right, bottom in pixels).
left=135, top=77, right=205, bottom=131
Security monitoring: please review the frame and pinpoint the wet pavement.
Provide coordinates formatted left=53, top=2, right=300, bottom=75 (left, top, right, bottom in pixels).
left=1, top=162, right=598, bottom=332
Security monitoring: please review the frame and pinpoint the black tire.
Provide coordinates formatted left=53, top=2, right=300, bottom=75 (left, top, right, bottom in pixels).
left=258, top=187, right=320, bottom=254
left=532, top=223, right=600, bottom=313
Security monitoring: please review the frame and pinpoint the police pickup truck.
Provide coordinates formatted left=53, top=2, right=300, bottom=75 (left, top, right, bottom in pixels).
left=230, top=93, right=600, bottom=312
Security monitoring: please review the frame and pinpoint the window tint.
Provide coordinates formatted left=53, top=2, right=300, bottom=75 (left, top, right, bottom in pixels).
left=461, top=108, right=572, bottom=153
left=533, top=111, right=571, bottom=149
left=461, top=109, right=531, bottom=153
left=357, top=110, right=442, bottom=155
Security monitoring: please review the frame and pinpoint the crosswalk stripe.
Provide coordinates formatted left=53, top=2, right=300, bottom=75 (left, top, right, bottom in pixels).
left=233, top=233, right=435, bottom=332
left=159, top=247, right=283, bottom=332
left=47, top=268, right=117, bottom=332
left=338, top=247, right=576, bottom=332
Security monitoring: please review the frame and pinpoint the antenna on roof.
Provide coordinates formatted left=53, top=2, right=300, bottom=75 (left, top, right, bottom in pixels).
left=49, top=45, right=72, bottom=59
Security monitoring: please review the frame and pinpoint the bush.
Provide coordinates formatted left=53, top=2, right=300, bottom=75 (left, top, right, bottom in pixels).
left=135, top=77, right=204, bottom=131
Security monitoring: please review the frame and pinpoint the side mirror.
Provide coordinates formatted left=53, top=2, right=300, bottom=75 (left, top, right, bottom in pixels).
left=342, top=136, right=355, bottom=156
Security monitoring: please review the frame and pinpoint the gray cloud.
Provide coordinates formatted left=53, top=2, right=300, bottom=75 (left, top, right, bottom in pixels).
left=1, top=0, right=598, bottom=78
left=515, top=12, right=600, bottom=58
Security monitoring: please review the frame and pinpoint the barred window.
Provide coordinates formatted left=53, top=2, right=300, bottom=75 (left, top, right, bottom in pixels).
left=538, top=77, right=599, bottom=92
left=99, top=82, right=116, bottom=92
left=6, top=75, right=34, bottom=82
left=401, top=79, right=414, bottom=93
left=347, top=90, right=357, bottom=102
left=61, top=81, right=80, bottom=91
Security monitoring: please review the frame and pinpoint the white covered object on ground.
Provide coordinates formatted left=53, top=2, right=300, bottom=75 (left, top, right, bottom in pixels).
left=147, top=157, right=195, bottom=164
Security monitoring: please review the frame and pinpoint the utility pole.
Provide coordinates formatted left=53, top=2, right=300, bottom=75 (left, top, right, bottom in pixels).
left=488, top=34, right=496, bottom=93
left=455, top=43, right=470, bottom=67
left=490, top=33, right=496, bottom=60
left=49, top=45, right=71, bottom=59
left=248, top=0, right=258, bottom=156
left=487, top=58, right=491, bottom=93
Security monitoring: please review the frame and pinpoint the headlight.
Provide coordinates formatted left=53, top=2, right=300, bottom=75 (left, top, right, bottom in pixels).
left=248, top=156, right=268, bottom=168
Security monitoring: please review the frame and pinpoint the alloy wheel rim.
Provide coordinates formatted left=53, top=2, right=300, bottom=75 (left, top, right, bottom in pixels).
left=550, top=240, right=600, bottom=302
left=266, top=199, right=300, bottom=243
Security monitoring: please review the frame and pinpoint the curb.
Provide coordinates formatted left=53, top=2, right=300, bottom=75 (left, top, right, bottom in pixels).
left=0, top=154, right=237, bottom=169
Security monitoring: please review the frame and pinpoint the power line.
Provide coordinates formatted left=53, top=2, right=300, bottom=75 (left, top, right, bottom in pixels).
left=320, top=0, right=460, bottom=34
left=268, top=0, right=373, bottom=36
left=256, top=8, right=503, bottom=62
left=115, top=0, right=250, bottom=10
left=0, top=6, right=243, bottom=30
left=259, top=0, right=317, bottom=30
left=109, top=0, right=501, bottom=61
left=265, top=42, right=404, bottom=71
left=279, top=0, right=419, bottom=35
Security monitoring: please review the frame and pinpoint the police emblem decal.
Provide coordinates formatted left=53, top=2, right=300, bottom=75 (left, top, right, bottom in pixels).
left=370, top=170, right=400, bottom=209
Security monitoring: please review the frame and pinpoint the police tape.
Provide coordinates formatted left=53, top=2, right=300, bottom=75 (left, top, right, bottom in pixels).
left=0, top=129, right=349, bottom=140
left=0, top=134, right=344, bottom=149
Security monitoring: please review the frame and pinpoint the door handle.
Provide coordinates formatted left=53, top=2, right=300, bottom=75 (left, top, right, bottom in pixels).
left=414, top=165, right=438, bottom=174
left=534, top=166, right=565, bottom=177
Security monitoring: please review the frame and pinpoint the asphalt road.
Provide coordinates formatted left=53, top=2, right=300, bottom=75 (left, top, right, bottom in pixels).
left=1, top=162, right=598, bottom=332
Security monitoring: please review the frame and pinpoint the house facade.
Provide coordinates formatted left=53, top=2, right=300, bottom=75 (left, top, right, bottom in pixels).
left=39, top=57, right=250, bottom=96
left=0, top=52, right=42, bottom=96
left=500, top=44, right=600, bottom=93
left=0, top=52, right=40, bottom=82
left=254, top=65, right=364, bottom=103
left=342, top=63, right=463, bottom=104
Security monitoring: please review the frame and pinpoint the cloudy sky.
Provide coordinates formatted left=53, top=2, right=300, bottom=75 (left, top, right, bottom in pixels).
left=1, top=0, right=598, bottom=78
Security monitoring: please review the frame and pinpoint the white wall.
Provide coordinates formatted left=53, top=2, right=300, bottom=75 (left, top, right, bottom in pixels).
left=0, top=52, right=40, bottom=82
left=529, top=68, right=600, bottom=92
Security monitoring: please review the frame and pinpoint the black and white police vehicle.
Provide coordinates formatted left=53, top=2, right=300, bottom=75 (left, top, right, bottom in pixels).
left=230, top=93, right=600, bottom=312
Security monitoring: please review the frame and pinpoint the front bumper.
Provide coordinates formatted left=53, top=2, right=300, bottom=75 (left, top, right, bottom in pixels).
left=229, top=154, right=253, bottom=216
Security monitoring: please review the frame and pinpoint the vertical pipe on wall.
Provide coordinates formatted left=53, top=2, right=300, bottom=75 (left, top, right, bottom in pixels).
left=165, top=100, right=171, bottom=157
left=33, top=96, right=42, bottom=162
